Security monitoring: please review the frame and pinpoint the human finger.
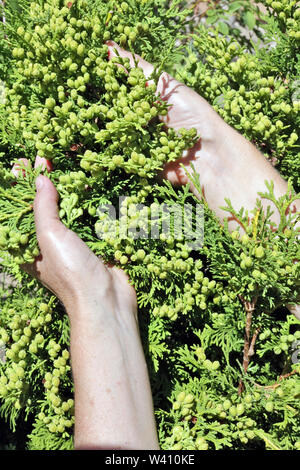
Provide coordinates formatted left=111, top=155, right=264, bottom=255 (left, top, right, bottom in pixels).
left=33, top=175, right=61, bottom=240
left=34, top=155, right=53, bottom=172
left=106, top=40, right=154, bottom=81
left=11, top=158, right=30, bottom=177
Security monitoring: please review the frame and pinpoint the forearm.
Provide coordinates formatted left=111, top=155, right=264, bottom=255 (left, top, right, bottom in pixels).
left=185, top=98, right=299, bottom=230
left=66, top=295, right=159, bottom=450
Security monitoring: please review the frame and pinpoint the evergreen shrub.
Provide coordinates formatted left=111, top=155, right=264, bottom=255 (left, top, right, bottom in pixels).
left=0, top=0, right=299, bottom=450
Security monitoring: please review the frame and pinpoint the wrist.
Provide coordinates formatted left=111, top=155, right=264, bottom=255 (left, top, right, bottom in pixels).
left=63, top=275, right=138, bottom=331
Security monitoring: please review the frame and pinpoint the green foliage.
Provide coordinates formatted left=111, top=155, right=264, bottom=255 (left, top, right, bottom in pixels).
left=0, top=286, right=74, bottom=449
left=202, top=0, right=261, bottom=39
left=0, top=0, right=299, bottom=451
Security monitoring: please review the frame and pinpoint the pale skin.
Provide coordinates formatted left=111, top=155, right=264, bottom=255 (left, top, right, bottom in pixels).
left=12, top=42, right=299, bottom=449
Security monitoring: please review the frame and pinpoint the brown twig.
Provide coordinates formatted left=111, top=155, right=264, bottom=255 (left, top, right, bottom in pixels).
left=248, top=327, right=260, bottom=357
left=238, top=296, right=258, bottom=395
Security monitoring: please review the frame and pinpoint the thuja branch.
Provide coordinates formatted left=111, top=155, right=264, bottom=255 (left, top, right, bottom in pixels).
left=253, top=369, right=298, bottom=391
left=258, top=180, right=299, bottom=233
left=0, top=205, right=32, bottom=223
left=238, top=295, right=258, bottom=395
left=0, top=187, right=33, bottom=207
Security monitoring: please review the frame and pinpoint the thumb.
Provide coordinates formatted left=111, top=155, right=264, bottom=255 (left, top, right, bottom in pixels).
left=34, top=175, right=61, bottom=240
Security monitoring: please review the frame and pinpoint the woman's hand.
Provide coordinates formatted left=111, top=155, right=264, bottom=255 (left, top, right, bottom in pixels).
left=107, top=42, right=299, bottom=225
left=31, top=174, right=136, bottom=317
left=107, top=40, right=223, bottom=187
left=12, top=157, right=159, bottom=450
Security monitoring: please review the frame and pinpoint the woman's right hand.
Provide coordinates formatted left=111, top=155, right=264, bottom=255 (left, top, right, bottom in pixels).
left=106, top=40, right=224, bottom=188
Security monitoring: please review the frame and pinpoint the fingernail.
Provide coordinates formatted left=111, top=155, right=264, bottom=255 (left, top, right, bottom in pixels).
left=35, top=175, right=44, bottom=190
left=35, top=155, right=53, bottom=173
